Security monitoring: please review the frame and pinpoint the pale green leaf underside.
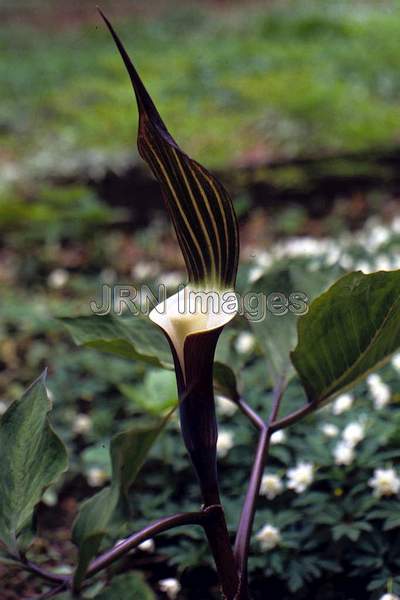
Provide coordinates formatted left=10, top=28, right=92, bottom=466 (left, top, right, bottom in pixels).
left=0, top=372, right=68, bottom=554
left=62, top=315, right=173, bottom=369
left=291, top=270, right=400, bottom=403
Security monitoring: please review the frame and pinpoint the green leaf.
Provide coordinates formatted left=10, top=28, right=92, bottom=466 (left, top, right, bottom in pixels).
left=250, top=260, right=342, bottom=382
left=72, top=419, right=168, bottom=588
left=213, top=361, right=239, bottom=402
left=0, top=372, right=68, bottom=554
left=99, top=10, right=239, bottom=290
left=119, top=369, right=178, bottom=416
left=96, top=572, right=155, bottom=600
left=61, top=314, right=173, bottom=369
left=291, top=270, right=400, bottom=403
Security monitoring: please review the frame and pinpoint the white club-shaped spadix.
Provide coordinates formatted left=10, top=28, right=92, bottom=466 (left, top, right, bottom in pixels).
left=150, top=286, right=238, bottom=379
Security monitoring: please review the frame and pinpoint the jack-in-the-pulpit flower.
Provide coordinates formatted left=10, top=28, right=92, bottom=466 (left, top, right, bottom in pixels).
left=368, top=468, right=400, bottom=497
left=100, top=14, right=239, bottom=373
left=100, top=14, right=239, bottom=513
left=287, top=462, right=314, bottom=493
left=255, top=524, right=281, bottom=551
left=260, top=473, right=284, bottom=500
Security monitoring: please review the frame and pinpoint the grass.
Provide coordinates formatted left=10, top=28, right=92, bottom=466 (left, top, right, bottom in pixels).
left=2, top=1, right=400, bottom=178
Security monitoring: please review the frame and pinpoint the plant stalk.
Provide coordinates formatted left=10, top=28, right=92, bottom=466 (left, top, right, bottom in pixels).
left=21, top=559, right=69, bottom=584
left=176, top=329, right=240, bottom=599
left=270, top=401, right=316, bottom=432
left=86, top=511, right=207, bottom=579
left=234, top=378, right=286, bottom=599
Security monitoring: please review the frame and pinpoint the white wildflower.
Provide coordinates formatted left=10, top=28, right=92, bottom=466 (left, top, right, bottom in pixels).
left=47, top=268, right=69, bottom=289
left=282, top=237, right=321, bottom=257
left=235, top=332, right=255, bottom=354
left=42, top=489, right=58, bottom=507
left=73, top=414, right=92, bottom=435
left=159, top=578, right=181, bottom=599
left=379, top=594, right=400, bottom=600
left=217, top=430, right=234, bottom=457
left=270, top=430, right=286, bottom=445
left=375, top=255, right=392, bottom=272
left=0, top=401, right=8, bottom=415
left=256, top=524, right=281, bottom=551
left=342, top=422, right=365, bottom=447
left=324, top=246, right=340, bottom=266
left=368, top=224, right=390, bottom=249
left=138, top=538, right=155, bottom=553
left=216, top=395, right=237, bottom=416
left=287, top=462, right=314, bottom=493
left=248, top=265, right=265, bottom=283
left=392, top=353, right=400, bottom=372
left=260, top=474, right=284, bottom=500
left=367, top=374, right=391, bottom=409
left=339, top=254, right=353, bottom=270
left=393, top=215, right=400, bottom=233
left=333, top=441, right=354, bottom=466
left=368, top=468, right=400, bottom=498
left=332, top=393, right=353, bottom=415
left=132, top=261, right=158, bottom=280
left=355, top=261, right=372, bottom=274
left=321, top=423, right=339, bottom=438
left=255, top=251, right=273, bottom=269
left=87, top=467, right=108, bottom=487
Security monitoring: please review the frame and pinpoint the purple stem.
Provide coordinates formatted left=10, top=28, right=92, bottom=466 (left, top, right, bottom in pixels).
left=233, top=377, right=286, bottom=598
left=235, top=396, right=265, bottom=430
left=270, top=401, right=317, bottom=432
left=21, top=560, right=69, bottom=584
left=86, top=510, right=208, bottom=579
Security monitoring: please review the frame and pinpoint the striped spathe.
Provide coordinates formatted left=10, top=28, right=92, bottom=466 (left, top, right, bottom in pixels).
left=99, top=10, right=239, bottom=291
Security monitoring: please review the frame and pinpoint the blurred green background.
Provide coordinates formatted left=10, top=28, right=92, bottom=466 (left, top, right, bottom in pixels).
left=1, top=1, right=400, bottom=599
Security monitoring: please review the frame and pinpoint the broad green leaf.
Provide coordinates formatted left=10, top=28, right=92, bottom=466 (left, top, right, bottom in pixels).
left=99, top=10, right=239, bottom=290
left=62, top=314, right=173, bottom=369
left=73, top=419, right=167, bottom=588
left=213, top=362, right=239, bottom=402
left=0, top=372, right=68, bottom=554
left=291, top=270, right=400, bottom=403
left=119, top=369, right=178, bottom=416
left=97, top=572, right=155, bottom=600
left=250, top=260, right=342, bottom=382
